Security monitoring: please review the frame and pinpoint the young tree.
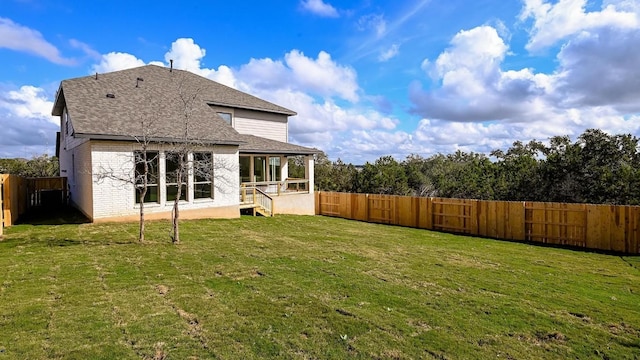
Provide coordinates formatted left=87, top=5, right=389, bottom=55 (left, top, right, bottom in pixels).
left=96, top=117, right=158, bottom=242
left=164, top=81, right=236, bottom=244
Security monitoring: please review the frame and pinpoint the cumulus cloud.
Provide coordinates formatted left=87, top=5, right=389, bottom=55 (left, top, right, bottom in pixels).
left=404, top=7, right=640, bottom=164
left=520, top=0, right=639, bottom=51
left=163, top=38, right=238, bottom=87
left=0, top=85, right=58, bottom=156
left=553, top=27, right=640, bottom=112
left=0, top=17, right=75, bottom=65
left=91, top=52, right=147, bottom=73
left=285, top=50, right=359, bottom=102
left=235, top=50, right=360, bottom=102
left=410, top=26, right=551, bottom=122
left=300, top=0, right=339, bottom=17
left=0, top=86, right=56, bottom=123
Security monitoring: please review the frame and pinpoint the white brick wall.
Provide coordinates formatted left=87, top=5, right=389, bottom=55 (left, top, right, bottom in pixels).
left=90, top=141, right=239, bottom=220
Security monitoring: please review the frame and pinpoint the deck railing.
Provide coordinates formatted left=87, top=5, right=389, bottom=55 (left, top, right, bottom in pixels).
left=241, top=178, right=309, bottom=196
left=240, top=185, right=273, bottom=215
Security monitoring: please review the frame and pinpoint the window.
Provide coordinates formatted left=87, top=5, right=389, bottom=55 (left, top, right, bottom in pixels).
left=193, top=152, right=213, bottom=199
left=64, top=109, right=69, bottom=135
left=239, top=156, right=251, bottom=183
left=217, top=112, right=232, bottom=125
left=134, top=151, right=159, bottom=204
left=269, top=157, right=281, bottom=181
left=254, top=156, right=266, bottom=182
left=165, top=152, right=188, bottom=202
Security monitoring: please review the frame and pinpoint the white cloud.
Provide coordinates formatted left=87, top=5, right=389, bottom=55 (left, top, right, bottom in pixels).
left=378, top=44, right=400, bottom=62
left=91, top=52, right=146, bottom=73
left=0, top=17, right=75, bottom=65
left=520, top=0, right=639, bottom=51
left=411, top=26, right=550, bottom=122
left=164, top=38, right=206, bottom=73
left=163, top=38, right=239, bottom=87
left=285, top=50, right=359, bottom=102
left=553, top=27, right=640, bottom=112
left=0, top=85, right=58, bottom=156
left=236, top=50, right=360, bottom=102
left=300, top=0, right=339, bottom=17
left=0, top=85, right=56, bottom=123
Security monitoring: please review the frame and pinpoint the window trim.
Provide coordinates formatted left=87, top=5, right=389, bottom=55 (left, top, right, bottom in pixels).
left=217, top=112, right=233, bottom=126
left=193, top=152, right=214, bottom=200
left=165, top=152, right=189, bottom=203
left=134, top=150, right=160, bottom=204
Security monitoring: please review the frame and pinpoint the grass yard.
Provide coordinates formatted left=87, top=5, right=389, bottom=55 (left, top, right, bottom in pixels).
left=0, top=215, right=639, bottom=359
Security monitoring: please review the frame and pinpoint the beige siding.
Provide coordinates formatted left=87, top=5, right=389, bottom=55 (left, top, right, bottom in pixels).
left=232, top=108, right=288, bottom=142
left=235, top=117, right=287, bottom=142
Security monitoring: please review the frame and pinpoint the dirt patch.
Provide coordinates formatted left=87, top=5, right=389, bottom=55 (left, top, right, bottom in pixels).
left=156, top=285, right=169, bottom=296
left=534, top=331, right=566, bottom=342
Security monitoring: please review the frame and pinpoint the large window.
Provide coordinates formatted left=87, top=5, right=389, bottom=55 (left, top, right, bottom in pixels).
left=239, top=156, right=251, bottom=183
left=166, top=152, right=188, bottom=202
left=269, top=157, right=281, bottom=181
left=254, top=156, right=266, bottom=182
left=193, top=152, right=213, bottom=199
left=134, top=151, right=159, bottom=204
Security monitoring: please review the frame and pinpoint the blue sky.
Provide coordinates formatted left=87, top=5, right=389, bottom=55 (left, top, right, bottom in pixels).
left=1, top=0, right=639, bottom=163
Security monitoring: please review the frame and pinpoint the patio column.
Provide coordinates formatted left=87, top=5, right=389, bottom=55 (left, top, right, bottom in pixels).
left=159, top=151, right=166, bottom=206
left=305, top=155, right=315, bottom=194
left=281, top=156, right=289, bottom=181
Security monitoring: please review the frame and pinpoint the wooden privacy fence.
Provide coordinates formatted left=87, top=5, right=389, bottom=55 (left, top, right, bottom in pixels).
left=315, top=191, right=640, bottom=255
left=1, top=175, right=68, bottom=227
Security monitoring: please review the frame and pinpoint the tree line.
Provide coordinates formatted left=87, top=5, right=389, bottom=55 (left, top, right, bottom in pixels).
left=0, top=154, right=59, bottom=177
left=293, top=129, right=640, bottom=205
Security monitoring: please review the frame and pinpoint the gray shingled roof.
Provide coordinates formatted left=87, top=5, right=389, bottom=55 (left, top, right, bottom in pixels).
left=52, top=65, right=296, bottom=144
left=238, top=134, right=320, bottom=155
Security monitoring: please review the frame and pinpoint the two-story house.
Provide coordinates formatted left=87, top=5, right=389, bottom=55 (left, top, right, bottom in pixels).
left=52, top=64, right=318, bottom=222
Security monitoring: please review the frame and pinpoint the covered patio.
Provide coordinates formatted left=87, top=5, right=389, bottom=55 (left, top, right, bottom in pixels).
left=237, top=135, right=319, bottom=216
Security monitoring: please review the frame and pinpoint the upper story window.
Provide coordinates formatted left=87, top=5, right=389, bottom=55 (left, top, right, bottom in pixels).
left=63, top=109, right=69, bottom=135
left=217, top=112, right=232, bottom=126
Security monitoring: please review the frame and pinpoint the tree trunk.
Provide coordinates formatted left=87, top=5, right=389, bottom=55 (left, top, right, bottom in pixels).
left=139, top=201, right=145, bottom=243
left=138, top=151, right=149, bottom=243
left=171, top=166, right=183, bottom=244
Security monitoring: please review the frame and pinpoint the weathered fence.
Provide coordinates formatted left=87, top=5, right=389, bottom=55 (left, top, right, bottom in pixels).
left=1, top=175, right=68, bottom=227
left=315, top=191, right=640, bottom=254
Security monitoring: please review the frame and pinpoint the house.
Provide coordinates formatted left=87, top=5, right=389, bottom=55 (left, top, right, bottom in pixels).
left=51, top=64, right=318, bottom=222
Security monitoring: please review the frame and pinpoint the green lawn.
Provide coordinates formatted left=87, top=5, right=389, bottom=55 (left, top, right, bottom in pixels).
left=0, top=215, right=639, bottom=359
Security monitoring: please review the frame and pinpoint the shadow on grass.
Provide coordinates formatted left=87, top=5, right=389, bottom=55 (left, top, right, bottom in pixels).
left=16, top=205, right=90, bottom=226
left=46, top=238, right=137, bottom=247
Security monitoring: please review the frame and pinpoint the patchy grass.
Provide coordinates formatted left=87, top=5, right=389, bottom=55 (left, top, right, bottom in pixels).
left=0, top=215, right=639, bottom=359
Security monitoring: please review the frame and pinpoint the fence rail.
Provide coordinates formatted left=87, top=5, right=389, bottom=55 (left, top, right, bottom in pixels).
left=315, top=191, right=640, bottom=255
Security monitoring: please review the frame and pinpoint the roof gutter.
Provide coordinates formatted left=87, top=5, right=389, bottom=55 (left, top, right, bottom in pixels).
left=205, top=101, right=297, bottom=116
left=75, top=133, right=245, bottom=146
